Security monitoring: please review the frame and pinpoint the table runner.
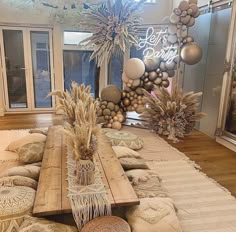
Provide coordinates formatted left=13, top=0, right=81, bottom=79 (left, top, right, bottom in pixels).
left=67, top=150, right=111, bottom=230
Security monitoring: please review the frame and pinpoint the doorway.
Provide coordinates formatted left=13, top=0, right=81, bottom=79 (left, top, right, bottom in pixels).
left=0, top=27, right=54, bottom=112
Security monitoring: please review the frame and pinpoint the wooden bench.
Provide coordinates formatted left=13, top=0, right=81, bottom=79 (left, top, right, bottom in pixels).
left=33, top=126, right=139, bottom=216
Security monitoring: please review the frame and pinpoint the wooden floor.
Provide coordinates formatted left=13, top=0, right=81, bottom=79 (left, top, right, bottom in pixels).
left=1, top=113, right=236, bottom=197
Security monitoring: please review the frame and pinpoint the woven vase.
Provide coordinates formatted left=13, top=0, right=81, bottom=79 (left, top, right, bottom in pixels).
left=76, top=159, right=95, bottom=185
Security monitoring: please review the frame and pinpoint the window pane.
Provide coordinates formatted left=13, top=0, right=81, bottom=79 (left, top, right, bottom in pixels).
left=31, top=31, right=52, bottom=108
left=3, top=30, right=27, bottom=108
left=130, top=45, right=144, bottom=60
left=108, top=54, right=123, bottom=90
left=63, top=50, right=96, bottom=96
left=64, top=31, right=93, bottom=45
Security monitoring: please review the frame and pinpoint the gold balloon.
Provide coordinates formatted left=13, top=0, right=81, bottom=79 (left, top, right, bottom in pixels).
left=123, top=98, right=131, bottom=106
left=149, top=71, right=158, bottom=81
left=180, top=42, right=202, bottom=65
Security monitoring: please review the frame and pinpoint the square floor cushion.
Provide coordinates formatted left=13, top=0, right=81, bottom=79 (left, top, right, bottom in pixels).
left=18, top=142, right=45, bottom=164
left=126, top=197, right=182, bottom=232
left=6, top=133, right=46, bottom=152
left=19, top=216, right=78, bottom=232
left=112, top=146, right=142, bottom=159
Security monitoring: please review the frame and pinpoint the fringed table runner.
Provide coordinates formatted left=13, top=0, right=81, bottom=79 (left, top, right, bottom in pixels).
left=67, top=151, right=111, bottom=230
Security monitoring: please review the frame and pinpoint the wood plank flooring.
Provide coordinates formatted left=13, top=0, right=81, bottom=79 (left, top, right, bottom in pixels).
left=0, top=113, right=236, bottom=197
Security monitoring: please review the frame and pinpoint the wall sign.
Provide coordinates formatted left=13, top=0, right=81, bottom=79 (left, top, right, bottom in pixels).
left=138, top=27, right=179, bottom=64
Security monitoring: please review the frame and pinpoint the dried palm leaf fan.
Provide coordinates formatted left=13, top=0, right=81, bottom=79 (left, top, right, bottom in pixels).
left=80, top=0, right=145, bottom=67
left=141, top=87, right=206, bottom=142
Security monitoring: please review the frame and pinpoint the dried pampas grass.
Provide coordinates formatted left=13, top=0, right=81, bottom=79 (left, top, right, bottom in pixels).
left=141, top=87, right=206, bottom=142
left=49, top=82, right=100, bottom=160
left=80, top=0, right=145, bottom=67
left=49, top=82, right=95, bottom=125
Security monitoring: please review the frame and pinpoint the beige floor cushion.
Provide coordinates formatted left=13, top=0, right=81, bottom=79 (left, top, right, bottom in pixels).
left=29, top=128, right=48, bottom=136
left=6, top=133, right=46, bottom=152
left=125, top=169, right=160, bottom=185
left=112, top=146, right=141, bottom=159
left=0, top=176, right=38, bottom=190
left=119, top=157, right=149, bottom=170
left=18, top=142, right=45, bottom=164
left=19, top=216, right=78, bottom=232
left=4, top=165, right=40, bottom=180
left=126, top=197, right=182, bottom=232
left=105, top=131, right=143, bottom=150
left=0, top=186, right=35, bottom=232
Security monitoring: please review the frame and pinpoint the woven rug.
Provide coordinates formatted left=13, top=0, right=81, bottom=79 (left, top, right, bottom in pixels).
left=122, top=126, right=236, bottom=232
left=1, top=128, right=236, bottom=232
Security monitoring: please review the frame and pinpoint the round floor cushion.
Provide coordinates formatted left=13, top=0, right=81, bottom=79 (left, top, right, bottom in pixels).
left=0, top=186, right=35, bottom=219
left=81, top=216, right=131, bottom=232
left=105, top=131, right=143, bottom=150
left=0, top=186, right=35, bottom=232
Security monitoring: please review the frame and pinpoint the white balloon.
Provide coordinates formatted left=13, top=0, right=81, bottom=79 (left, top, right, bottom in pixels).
left=168, top=34, right=178, bottom=44
left=170, top=13, right=180, bottom=24
left=168, top=24, right=178, bottom=34
left=122, top=72, right=129, bottom=83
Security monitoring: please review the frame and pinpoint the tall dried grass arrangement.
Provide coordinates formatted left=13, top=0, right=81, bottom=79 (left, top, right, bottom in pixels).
left=48, top=82, right=93, bottom=125
left=49, top=82, right=99, bottom=160
left=141, top=87, right=206, bottom=142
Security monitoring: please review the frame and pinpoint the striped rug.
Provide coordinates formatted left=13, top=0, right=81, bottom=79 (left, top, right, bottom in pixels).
left=123, top=126, right=236, bottom=232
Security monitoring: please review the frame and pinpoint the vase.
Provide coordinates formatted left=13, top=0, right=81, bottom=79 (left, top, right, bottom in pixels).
left=76, top=159, right=95, bottom=185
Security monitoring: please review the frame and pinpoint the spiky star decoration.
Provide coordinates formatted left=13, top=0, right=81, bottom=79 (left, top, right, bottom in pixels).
left=80, top=0, right=145, bottom=67
left=141, top=87, right=206, bottom=142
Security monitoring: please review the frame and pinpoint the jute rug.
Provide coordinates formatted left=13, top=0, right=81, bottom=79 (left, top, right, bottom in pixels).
left=122, top=126, right=236, bottom=232
left=1, top=128, right=236, bottom=232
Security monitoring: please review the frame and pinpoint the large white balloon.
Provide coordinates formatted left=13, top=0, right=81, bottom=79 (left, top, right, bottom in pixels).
left=124, top=58, right=145, bottom=80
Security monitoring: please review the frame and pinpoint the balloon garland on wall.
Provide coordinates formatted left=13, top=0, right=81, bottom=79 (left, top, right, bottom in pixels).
left=97, top=0, right=203, bottom=130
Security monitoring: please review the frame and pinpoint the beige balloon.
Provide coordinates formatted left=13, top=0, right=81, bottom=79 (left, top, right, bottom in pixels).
left=124, top=58, right=145, bottom=80
left=180, top=42, right=203, bottom=65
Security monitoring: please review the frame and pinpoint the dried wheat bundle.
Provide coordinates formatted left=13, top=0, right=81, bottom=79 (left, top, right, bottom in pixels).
left=49, top=82, right=95, bottom=125
left=64, top=99, right=100, bottom=161
left=80, top=0, right=145, bottom=67
left=141, top=87, right=206, bottom=142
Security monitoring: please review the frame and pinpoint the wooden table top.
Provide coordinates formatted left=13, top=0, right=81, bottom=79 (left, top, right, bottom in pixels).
left=33, top=126, right=139, bottom=216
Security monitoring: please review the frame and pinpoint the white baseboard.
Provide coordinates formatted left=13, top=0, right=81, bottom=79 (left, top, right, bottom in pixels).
left=216, top=136, right=236, bottom=152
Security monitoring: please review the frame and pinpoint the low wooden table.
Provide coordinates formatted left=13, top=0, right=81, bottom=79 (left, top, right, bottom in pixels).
left=33, top=126, right=139, bottom=216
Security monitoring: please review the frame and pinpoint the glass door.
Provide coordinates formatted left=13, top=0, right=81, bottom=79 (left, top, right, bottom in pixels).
left=1, top=29, right=28, bottom=109
left=0, top=27, right=54, bottom=112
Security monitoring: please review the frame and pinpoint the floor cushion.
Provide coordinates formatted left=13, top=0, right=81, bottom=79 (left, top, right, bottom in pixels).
left=0, top=151, right=19, bottom=162
left=119, top=157, right=149, bottom=170
left=126, top=197, right=182, bottom=232
left=0, top=176, right=38, bottom=190
left=112, top=146, right=141, bottom=159
left=105, top=131, right=143, bottom=150
left=0, top=186, right=35, bottom=232
left=6, top=133, right=46, bottom=152
left=4, top=165, right=40, bottom=180
left=125, top=169, right=160, bottom=185
left=19, top=216, right=78, bottom=232
left=18, top=142, right=45, bottom=164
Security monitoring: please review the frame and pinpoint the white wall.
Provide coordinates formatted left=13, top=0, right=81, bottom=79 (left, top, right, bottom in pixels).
left=0, top=1, right=173, bottom=115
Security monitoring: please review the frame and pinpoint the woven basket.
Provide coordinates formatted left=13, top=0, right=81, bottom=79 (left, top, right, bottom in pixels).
left=81, top=216, right=131, bottom=232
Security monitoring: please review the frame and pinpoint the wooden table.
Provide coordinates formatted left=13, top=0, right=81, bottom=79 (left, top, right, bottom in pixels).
left=33, top=126, right=139, bottom=216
